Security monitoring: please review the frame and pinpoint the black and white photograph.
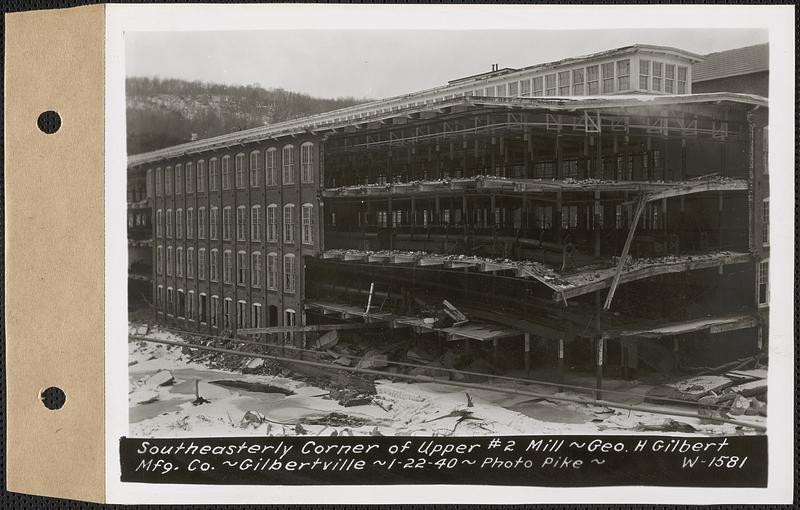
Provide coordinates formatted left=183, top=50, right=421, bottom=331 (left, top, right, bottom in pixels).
left=126, top=27, right=771, bottom=440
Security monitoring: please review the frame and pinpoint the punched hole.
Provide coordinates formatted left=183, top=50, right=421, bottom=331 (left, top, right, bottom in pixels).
left=40, top=386, right=66, bottom=410
left=37, top=110, right=61, bottom=134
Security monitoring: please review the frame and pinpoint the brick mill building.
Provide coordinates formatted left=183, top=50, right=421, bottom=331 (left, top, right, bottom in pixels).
left=127, top=44, right=769, bottom=391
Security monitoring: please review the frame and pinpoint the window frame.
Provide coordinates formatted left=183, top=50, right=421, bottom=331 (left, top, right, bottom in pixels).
left=282, top=145, right=295, bottom=185
left=283, top=253, right=296, bottom=294
left=283, top=203, right=295, bottom=244
left=301, top=203, right=313, bottom=245
left=300, top=142, right=314, bottom=184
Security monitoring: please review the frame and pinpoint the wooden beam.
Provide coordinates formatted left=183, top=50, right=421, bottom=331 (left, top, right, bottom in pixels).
left=238, top=322, right=389, bottom=335
left=603, top=196, right=647, bottom=310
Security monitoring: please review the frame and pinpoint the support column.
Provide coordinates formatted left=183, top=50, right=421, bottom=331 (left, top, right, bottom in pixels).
left=557, top=338, right=565, bottom=391
left=524, top=333, right=531, bottom=377
left=595, top=337, right=604, bottom=400
left=594, top=190, right=602, bottom=256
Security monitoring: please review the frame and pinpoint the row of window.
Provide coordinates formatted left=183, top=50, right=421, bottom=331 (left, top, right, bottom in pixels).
left=148, top=143, right=314, bottom=197
left=156, top=246, right=296, bottom=293
left=639, top=60, right=688, bottom=94
left=155, top=204, right=313, bottom=245
left=155, top=286, right=298, bottom=330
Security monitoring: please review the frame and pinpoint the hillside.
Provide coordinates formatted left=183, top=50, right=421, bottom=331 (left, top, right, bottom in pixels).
left=126, top=77, right=369, bottom=155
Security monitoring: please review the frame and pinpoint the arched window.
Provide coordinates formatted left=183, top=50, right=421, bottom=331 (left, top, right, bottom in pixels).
left=266, top=252, right=278, bottom=290
left=266, top=204, right=278, bottom=242
left=236, top=206, right=247, bottom=241
left=175, top=209, right=184, bottom=238
left=300, top=142, right=314, bottom=183
left=283, top=253, right=296, bottom=293
left=251, top=251, right=262, bottom=288
left=249, top=151, right=260, bottom=187
left=155, top=167, right=162, bottom=196
left=210, top=249, right=219, bottom=282
left=196, top=160, right=206, bottom=192
left=187, top=290, right=195, bottom=321
left=156, top=245, right=164, bottom=274
left=221, top=155, right=232, bottom=190
left=186, top=208, right=194, bottom=239
left=166, top=246, right=173, bottom=276
left=282, top=145, right=295, bottom=185
left=237, top=300, right=248, bottom=329
left=222, top=206, right=232, bottom=240
left=235, top=153, right=246, bottom=189
left=176, top=247, right=184, bottom=277
left=283, top=204, right=295, bottom=244
left=209, top=206, right=218, bottom=240
left=265, top=148, right=277, bottom=186
left=165, top=209, right=173, bottom=238
left=185, top=162, right=194, bottom=194
left=186, top=247, right=195, bottom=278
left=198, top=248, right=207, bottom=280
left=175, top=164, right=183, bottom=195
left=251, top=302, right=262, bottom=328
left=251, top=205, right=263, bottom=242
left=237, top=250, right=247, bottom=286
left=165, top=166, right=173, bottom=195
left=210, top=295, right=219, bottom=327
left=301, top=203, right=313, bottom=245
left=208, top=158, right=218, bottom=191
left=156, top=209, right=163, bottom=238
left=223, top=250, right=233, bottom=284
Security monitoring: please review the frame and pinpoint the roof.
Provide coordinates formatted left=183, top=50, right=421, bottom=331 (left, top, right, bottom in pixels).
left=692, top=44, right=769, bottom=83
left=128, top=92, right=767, bottom=167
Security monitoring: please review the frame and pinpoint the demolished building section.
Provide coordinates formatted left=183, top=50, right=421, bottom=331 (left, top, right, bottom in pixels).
left=127, top=46, right=769, bottom=397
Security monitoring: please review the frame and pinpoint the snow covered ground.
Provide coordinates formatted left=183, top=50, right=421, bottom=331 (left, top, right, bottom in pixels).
left=128, top=328, right=764, bottom=438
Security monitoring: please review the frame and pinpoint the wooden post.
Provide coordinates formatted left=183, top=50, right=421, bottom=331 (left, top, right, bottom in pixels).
left=557, top=338, right=565, bottom=391
left=604, top=196, right=647, bottom=310
left=595, top=337, right=604, bottom=400
left=524, top=333, right=531, bottom=377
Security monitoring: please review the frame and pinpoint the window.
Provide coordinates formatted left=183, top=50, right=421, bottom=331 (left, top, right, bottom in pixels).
left=156, top=209, right=163, bottom=237
left=156, top=245, right=164, bottom=274
left=210, top=206, right=218, bottom=240
left=300, top=143, right=314, bottom=183
left=166, top=287, right=174, bottom=315
left=185, top=162, right=194, bottom=194
left=763, top=126, right=769, bottom=175
left=175, top=209, right=183, bottom=238
left=664, top=64, right=675, bottom=93
left=237, top=250, right=247, bottom=286
left=282, top=145, right=295, bottom=184
left=266, top=204, right=278, bottom=242
left=762, top=198, right=769, bottom=246
left=166, top=209, right=173, bottom=238
left=222, top=206, right=232, bottom=240
left=166, top=246, right=173, bottom=276
left=758, top=259, right=769, bottom=307
left=235, top=153, right=246, bottom=189
left=186, top=248, right=194, bottom=278
left=508, top=81, right=518, bottom=96
left=251, top=303, right=262, bottom=328
left=377, top=210, right=388, bottom=228
left=302, top=203, right=313, bottom=245
left=165, top=166, right=173, bottom=195
left=572, top=68, right=585, bottom=95
left=267, top=252, right=278, bottom=290
left=208, top=158, right=218, bottom=191
left=198, top=248, right=206, bottom=280
left=251, top=252, right=262, bottom=287
left=236, top=206, right=247, bottom=241
left=157, top=285, right=163, bottom=309
left=496, top=83, right=507, bottom=97
left=544, top=74, right=556, bottom=95
left=175, top=164, right=183, bottom=195
left=199, top=293, right=207, bottom=323
left=639, top=59, right=650, bottom=90
left=196, top=160, right=206, bottom=192
left=210, top=295, right=219, bottom=327
left=186, top=208, right=194, bottom=239
left=176, top=247, right=184, bottom=277
left=601, top=62, right=615, bottom=93
left=197, top=207, right=206, bottom=239
left=532, top=76, right=543, bottom=96
left=484, top=86, right=494, bottom=96
left=223, top=298, right=232, bottom=329
left=284, top=309, right=297, bottom=343
left=265, top=148, right=277, bottom=186
left=146, top=169, right=153, bottom=198
left=187, top=291, right=195, bottom=321
left=677, top=66, right=687, bottom=93
left=283, top=254, right=296, bottom=293
left=283, top=204, right=295, bottom=243
left=617, top=59, right=630, bottom=91
left=237, top=301, right=247, bottom=329
left=520, top=78, right=531, bottom=97
left=210, top=249, right=219, bottom=282
left=557, top=71, right=570, bottom=95
left=249, top=151, right=260, bottom=187
left=586, top=65, right=599, bottom=94
left=155, top=167, right=162, bottom=196
left=177, top=289, right=185, bottom=318
left=221, top=155, right=232, bottom=190
left=251, top=205, right=263, bottom=241
left=652, top=62, right=663, bottom=91
left=223, top=250, right=233, bottom=284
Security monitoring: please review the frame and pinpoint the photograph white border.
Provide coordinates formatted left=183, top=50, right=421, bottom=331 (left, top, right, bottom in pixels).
left=105, top=3, right=795, bottom=504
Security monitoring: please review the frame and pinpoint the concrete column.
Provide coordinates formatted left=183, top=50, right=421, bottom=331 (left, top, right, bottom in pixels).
left=595, top=337, right=604, bottom=400
left=557, top=338, right=565, bottom=391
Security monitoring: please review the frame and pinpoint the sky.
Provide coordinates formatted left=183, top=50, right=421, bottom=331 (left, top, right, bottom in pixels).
left=126, top=28, right=768, bottom=100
